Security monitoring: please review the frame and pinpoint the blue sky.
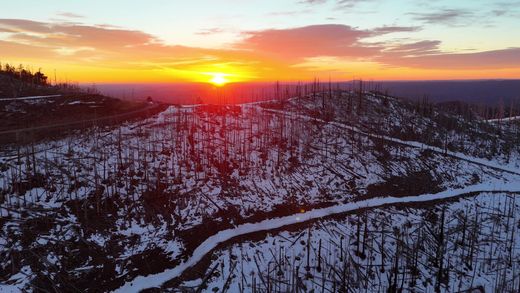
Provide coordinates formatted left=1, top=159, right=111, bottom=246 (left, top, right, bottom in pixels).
left=3, top=0, right=519, bottom=49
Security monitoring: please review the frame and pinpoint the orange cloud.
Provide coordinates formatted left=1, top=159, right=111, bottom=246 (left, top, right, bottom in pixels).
left=0, top=19, right=518, bottom=83
left=236, top=25, right=377, bottom=60
left=381, top=47, right=520, bottom=69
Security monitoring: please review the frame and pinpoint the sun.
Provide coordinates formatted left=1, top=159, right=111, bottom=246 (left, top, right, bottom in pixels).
left=209, top=73, right=229, bottom=86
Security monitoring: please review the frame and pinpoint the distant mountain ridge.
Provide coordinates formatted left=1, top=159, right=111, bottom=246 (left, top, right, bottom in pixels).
left=374, top=80, right=520, bottom=106
left=93, top=80, right=520, bottom=107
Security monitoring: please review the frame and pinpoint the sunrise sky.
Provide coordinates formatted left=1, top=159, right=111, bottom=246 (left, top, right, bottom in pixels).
left=1, top=0, right=519, bottom=84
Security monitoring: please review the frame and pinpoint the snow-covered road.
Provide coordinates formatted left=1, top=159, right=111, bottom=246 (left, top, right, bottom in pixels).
left=114, top=181, right=520, bottom=292
left=486, top=115, right=520, bottom=123
left=164, top=102, right=520, bottom=175
left=262, top=108, right=520, bottom=176
left=0, top=94, right=61, bottom=101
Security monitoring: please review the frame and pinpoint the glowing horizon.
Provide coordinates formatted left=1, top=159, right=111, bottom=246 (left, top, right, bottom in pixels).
left=1, top=0, right=519, bottom=84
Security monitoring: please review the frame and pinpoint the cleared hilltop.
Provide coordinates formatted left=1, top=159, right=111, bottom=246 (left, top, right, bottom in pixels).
left=0, top=64, right=167, bottom=144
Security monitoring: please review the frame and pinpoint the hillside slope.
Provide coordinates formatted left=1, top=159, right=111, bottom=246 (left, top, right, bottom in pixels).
left=0, top=69, right=168, bottom=144
left=1, top=91, right=520, bottom=291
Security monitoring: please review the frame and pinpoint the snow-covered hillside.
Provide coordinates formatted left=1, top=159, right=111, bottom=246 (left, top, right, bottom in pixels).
left=1, top=90, right=520, bottom=292
left=179, top=191, right=520, bottom=292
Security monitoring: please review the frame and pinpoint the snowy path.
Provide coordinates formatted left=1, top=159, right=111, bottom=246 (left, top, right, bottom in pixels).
left=114, top=181, right=520, bottom=292
left=0, top=94, right=61, bottom=101
left=486, top=115, right=520, bottom=123
left=262, top=108, right=520, bottom=176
